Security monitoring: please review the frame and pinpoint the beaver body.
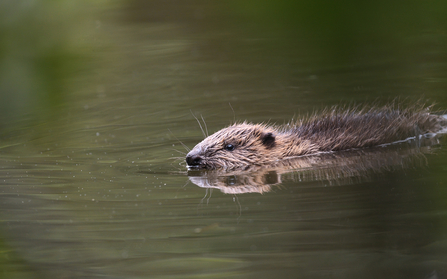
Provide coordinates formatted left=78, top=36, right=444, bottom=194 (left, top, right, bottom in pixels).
left=186, top=104, right=447, bottom=170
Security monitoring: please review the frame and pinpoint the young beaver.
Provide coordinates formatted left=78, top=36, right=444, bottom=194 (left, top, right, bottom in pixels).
left=186, top=104, right=447, bottom=170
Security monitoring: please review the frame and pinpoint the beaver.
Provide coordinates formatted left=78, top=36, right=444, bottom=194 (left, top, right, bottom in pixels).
left=186, top=104, right=447, bottom=170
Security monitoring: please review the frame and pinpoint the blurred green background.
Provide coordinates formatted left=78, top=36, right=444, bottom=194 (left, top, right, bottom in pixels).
left=2, top=0, right=447, bottom=126
left=1, top=1, right=447, bottom=278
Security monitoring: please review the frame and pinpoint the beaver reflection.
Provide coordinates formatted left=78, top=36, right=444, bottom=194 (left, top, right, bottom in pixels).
left=187, top=137, right=445, bottom=194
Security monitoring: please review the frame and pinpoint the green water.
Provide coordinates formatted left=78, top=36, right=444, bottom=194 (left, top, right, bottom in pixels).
left=1, top=1, right=447, bottom=278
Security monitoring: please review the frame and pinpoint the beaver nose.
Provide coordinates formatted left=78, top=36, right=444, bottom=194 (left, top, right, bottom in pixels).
left=186, top=154, right=203, bottom=166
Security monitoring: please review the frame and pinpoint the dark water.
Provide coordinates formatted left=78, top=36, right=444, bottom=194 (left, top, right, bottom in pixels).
left=1, top=1, right=447, bottom=278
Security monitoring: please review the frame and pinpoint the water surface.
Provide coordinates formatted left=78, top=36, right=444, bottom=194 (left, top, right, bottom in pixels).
left=1, top=1, right=447, bottom=278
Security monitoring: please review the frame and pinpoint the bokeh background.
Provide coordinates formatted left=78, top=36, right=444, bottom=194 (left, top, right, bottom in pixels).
left=1, top=1, right=447, bottom=278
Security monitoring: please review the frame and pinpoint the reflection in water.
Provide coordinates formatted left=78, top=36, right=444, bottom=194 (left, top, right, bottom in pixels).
left=188, top=135, right=444, bottom=194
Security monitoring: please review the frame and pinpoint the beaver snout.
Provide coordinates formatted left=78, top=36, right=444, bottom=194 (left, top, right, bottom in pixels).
left=186, top=153, right=203, bottom=167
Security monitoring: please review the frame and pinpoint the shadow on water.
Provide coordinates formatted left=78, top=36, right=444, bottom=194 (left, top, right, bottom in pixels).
left=1, top=1, right=447, bottom=278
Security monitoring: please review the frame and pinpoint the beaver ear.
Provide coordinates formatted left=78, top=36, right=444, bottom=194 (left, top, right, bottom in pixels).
left=261, top=132, right=275, bottom=148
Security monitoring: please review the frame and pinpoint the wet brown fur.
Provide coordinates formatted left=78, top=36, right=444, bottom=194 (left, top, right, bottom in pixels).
left=186, top=103, right=447, bottom=170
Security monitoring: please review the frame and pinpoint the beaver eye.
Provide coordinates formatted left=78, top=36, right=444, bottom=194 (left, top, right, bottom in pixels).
left=224, top=144, right=235, bottom=151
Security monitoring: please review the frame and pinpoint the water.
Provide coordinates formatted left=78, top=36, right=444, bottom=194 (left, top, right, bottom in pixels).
left=1, top=1, right=447, bottom=278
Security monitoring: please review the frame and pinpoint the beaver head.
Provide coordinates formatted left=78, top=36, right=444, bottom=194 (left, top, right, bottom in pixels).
left=186, top=123, right=277, bottom=170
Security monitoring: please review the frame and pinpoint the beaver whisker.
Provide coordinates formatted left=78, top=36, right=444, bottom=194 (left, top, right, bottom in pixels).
left=190, top=110, right=207, bottom=139
left=228, top=102, right=236, bottom=124
left=200, top=115, right=209, bottom=137
left=169, top=156, right=185, bottom=161
left=168, top=128, right=190, bottom=152
left=171, top=148, right=187, bottom=155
